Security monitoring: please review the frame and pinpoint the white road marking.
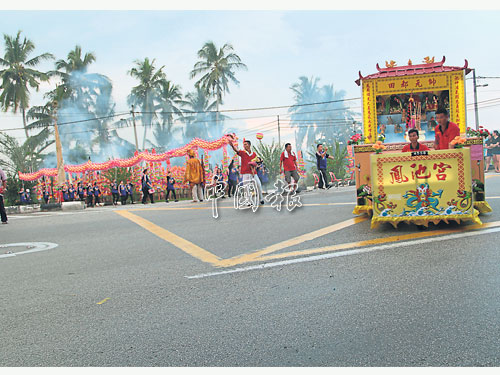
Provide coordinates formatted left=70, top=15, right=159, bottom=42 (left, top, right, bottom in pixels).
left=0, top=242, right=59, bottom=259
left=185, top=226, right=500, bottom=279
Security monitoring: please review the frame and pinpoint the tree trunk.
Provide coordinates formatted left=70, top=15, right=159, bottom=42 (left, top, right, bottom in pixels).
left=141, top=93, right=149, bottom=151
left=22, top=106, right=29, bottom=139
left=216, top=87, right=220, bottom=137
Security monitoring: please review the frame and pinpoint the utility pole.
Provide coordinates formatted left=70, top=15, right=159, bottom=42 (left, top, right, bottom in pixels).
left=131, top=105, right=139, bottom=152
left=277, top=115, right=281, bottom=147
left=53, top=104, right=66, bottom=185
left=473, top=68, right=480, bottom=130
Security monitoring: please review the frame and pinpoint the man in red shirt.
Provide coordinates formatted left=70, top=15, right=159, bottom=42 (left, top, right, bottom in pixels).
left=434, top=108, right=460, bottom=150
left=402, top=129, right=430, bottom=152
left=280, top=143, right=300, bottom=191
left=228, top=134, right=262, bottom=204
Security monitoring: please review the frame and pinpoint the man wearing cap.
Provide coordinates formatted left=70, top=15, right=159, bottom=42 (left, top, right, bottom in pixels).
left=0, top=166, right=8, bottom=224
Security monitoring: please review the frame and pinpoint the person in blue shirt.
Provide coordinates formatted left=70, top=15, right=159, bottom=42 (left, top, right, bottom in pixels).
left=316, top=144, right=334, bottom=189
left=77, top=182, right=84, bottom=201
left=86, top=183, right=94, bottom=207
left=215, top=166, right=226, bottom=199
left=62, top=184, right=69, bottom=202
left=256, top=159, right=269, bottom=194
left=111, top=179, right=119, bottom=206
left=227, top=161, right=239, bottom=198
left=68, top=184, right=76, bottom=201
left=165, top=173, right=179, bottom=203
left=93, top=182, right=101, bottom=206
left=119, top=180, right=128, bottom=205
left=43, top=185, right=51, bottom=204
left=126, top=181, right=135, bottom=204
left=141, top=169, right=154, bottom=204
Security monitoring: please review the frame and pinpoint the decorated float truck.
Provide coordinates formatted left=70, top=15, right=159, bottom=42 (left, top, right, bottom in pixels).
left=351, top=57, right=492, bottom=228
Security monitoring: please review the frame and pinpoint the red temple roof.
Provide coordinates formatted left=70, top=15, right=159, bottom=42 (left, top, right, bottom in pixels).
left=355, top=56, right=471, bottom=86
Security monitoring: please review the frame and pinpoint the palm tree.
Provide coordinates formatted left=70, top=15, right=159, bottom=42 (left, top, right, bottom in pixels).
left=190, top=41, right=247, bottom=126
left=153, top=80, right=186, bottom=150
left=128, top=57, right=167, bottom=150
left=55, top=45, right=95, bottom=74
left=52, top=46, right=115, bottom=163
left=182, top=87, right=218, bottom=142
left=289, top=76, right=358, bottom=150
left=254, top=140, right=282, bottom=183
left=0, top=131, right=54, bottom=175
left=288, top=76, right=322, bottom=151
left=0, top=30, right=54, bottom=138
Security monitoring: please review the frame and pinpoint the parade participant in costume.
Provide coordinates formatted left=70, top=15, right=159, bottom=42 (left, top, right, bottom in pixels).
left=141, top=168, right=154, bottom=204
left=119, top=181, right=128, bottom=205
left=402, top=129, right=430, bottom=152
left=111, top=180, right=119, bottom=206
left=434, top=107, right=460, bottom=150
left=316, top=144, right=334, bottom=189
left=93, top=182, right=101, bottom=206
left=165, top=173, right=178, bottom=203
left=86, top=183, right=94, bottom=207
left=126, top=181, right=135, bottom=204
left=68, top=184, right=76, bottom=201
left=280, top=143, right=300, bottom=192
left=183, top=150, right=205, bottom=203
left=228, top=134, right=257, bottom=188
left=77, top=182, right=84, bottom=201
left=0, top=166, right=7, bottom=224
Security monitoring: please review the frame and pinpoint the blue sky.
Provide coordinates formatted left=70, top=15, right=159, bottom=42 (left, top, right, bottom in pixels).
left=1, top=10, right=500, bottom=145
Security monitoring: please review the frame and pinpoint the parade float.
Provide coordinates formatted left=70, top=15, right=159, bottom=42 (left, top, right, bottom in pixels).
left=352, top=56, right=492, bottom=228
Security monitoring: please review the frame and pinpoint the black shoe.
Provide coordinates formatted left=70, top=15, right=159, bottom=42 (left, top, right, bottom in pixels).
left=166, top=200, right=169, bottom=203
left=175, top=200, right=179, bottom=202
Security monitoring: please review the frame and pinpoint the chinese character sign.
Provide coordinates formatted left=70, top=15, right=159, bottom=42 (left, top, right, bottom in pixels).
left=370, top=149, right=477, bottom=225
left=362, top=80, right=377, bottom=143
left=375, top=73, right=449, bottom=95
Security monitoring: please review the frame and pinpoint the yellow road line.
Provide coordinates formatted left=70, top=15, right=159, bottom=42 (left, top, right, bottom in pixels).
left=115, top=210, right=222, bottom=266
left=217, top=216, right=368, bottom=267
left=485, top=174, right=500, bottom=179
left=254, top=220, right=500, bottom=263
left=96, top=298, right=110, bottom=305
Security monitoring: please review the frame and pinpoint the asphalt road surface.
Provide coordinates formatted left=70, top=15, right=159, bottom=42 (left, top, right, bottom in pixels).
left=1, top=176, right=499, bottom=366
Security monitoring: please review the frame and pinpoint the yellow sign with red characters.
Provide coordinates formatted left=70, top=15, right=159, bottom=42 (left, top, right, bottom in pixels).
left=369, top=148, right=480, bottom=228
left=362, top=71, right=467, bottom=142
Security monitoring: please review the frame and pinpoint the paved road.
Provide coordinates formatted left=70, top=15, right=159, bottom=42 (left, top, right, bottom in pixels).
left=1, top=177, right=499, bottom=366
